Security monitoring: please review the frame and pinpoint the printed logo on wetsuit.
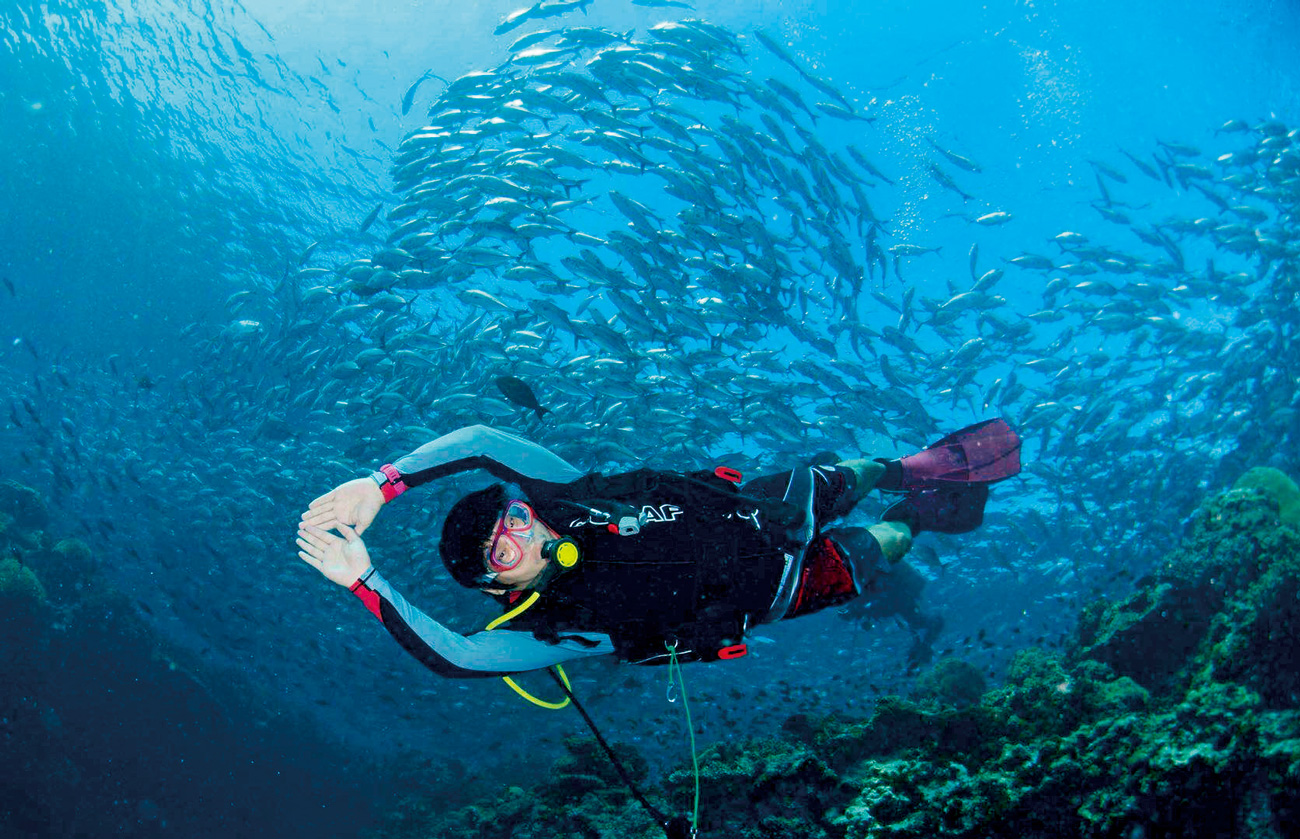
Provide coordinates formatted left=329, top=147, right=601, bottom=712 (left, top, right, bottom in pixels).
left=569, top=504, right=684, bottom=529
left=727, top=507, right=762, bottom=530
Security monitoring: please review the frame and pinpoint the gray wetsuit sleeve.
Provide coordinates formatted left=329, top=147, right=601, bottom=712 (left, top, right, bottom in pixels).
left=350, top=569, right=614, bottom=678
left=388, top=425, right=584, bottom=488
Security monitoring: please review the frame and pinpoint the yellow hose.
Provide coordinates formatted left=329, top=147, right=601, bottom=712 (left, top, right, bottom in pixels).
left=485, top=591, right=570, bottom=709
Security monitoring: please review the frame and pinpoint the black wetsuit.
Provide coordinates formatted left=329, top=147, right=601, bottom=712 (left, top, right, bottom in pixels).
left=348, top=426, right=888, bottom=677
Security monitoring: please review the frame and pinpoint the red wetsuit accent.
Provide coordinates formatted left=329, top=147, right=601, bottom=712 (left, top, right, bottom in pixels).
left=787, top=536, right=858, bottom=619
left=350, top=571, right=383, bottom=621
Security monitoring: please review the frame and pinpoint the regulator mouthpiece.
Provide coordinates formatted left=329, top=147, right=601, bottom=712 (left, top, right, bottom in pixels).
left=542, top=537, right=581, bottom=569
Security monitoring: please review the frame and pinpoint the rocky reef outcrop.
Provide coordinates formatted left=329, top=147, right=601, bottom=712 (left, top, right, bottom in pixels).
left=369, top=474, right=1300, bottom=839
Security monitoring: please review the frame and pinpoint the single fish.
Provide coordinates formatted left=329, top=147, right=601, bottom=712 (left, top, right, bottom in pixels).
left=888, top=244, right=943, bottom=257
left=401, top=70, right=447, bottom=116
left=1087, top=159, right=1128, bottom=184
left=928, top=138, right=982, bottom=173
left=753, top=29, right=802, bottom=74
left=928, top=163, right=973, bottom=201
left=359, top=203, right=383, bottom=233
left=496, top=376, right=551, bottom=420
left=1120, top=148, right=1162, bottom=181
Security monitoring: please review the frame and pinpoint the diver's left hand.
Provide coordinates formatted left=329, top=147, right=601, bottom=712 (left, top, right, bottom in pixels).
left=301, top=477, right=385, bottom=535
left=296, top=522, right=372, bottom=587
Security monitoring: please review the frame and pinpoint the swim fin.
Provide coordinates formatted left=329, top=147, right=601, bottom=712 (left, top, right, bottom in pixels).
left=882, top=484, right=989, bottom=535
left=876, top=418, right=1021, bottom=490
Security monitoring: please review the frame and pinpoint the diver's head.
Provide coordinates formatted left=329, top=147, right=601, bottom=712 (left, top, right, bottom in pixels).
left=440, top=484, right=563, bottom=592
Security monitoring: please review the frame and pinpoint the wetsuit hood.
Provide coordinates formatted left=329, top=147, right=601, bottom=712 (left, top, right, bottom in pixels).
left=440, top=482, right=508, bottom=588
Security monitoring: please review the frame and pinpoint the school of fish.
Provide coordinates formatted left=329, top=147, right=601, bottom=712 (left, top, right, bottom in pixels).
left=2, top=0, right=1296, bottom=779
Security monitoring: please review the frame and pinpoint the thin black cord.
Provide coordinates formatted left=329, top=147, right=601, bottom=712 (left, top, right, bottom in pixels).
left=547, top=668, right=691, bottom=838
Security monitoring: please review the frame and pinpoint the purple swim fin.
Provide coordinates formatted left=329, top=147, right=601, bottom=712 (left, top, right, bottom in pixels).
left=880, top=418, right=1022, bottom=490
left=883, top=484, right=989, bottom=535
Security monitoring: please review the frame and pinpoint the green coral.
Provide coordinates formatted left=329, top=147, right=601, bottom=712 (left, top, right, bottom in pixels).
left=1234, top=466, right=1300, bottom=529
left=981, top=647, right=1099, bottom=738
left=832, top=756, right=1026, bottom=839
left=914, top=658, right=986, bottom=708
left=0, top=479, right=49, bottom=531
left=546, top=734, right=651, bottom=802
left=1164, top=486, right=1298, bottom=592
left=25, top=538, right=96, bottom=604
left=1198, top=534, right=1300, bottom=707
left=370, top=737, right=664, bottom=839
left=1073, top=580, right=1218, bottom=692
left=53, top=538, right=92, bottom=566
left=663, top=736, right=845, bottom=838
left=0, top=557, right=49, bottom=667
left=0, top=557, right=47, bottom=604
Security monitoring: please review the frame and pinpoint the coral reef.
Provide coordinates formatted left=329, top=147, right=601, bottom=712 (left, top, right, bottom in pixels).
left=0, top=554, right=50, bottom=658
left=369, top=475, right=1300, bottom=839
left=913, top=657, right=987, bottom=708
left=0, top=556, right=47, bottom=605
left=1233, top=466, right=1300, bottom=529
left=0, top=479, right=50, bottom=531
left=24, top=537, right=97, bottom=604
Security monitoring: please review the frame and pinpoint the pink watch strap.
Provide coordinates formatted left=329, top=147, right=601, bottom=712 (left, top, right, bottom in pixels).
left=377, top=463, right=407, bottom=503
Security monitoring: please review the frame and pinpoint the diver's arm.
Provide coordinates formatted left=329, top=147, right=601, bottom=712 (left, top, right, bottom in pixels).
left=296, top=521, right=612, bottom=676
left=351, top=569, right=615, bottom=678
left=376, top=425, right=584, bottom=496
left=301, top=425, right=583, bottom=532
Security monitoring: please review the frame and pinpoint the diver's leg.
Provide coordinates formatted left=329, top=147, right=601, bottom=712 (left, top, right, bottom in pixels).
left=837, top=458, right=886, bottom=501
left=781, top=525, right=913, bottom=621
left=832, top=525, right=912, bottom=595
left=868, top=521, right=912, bottom=564
left=745, top=465, right=867, bottom=522
left=741, top=470, right=794, bottom=501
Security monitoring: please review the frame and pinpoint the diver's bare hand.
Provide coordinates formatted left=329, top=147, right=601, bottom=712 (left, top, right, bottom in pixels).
left=300, top=477, right=384, bottom=535
left=296, top=522, right=372, bottom=587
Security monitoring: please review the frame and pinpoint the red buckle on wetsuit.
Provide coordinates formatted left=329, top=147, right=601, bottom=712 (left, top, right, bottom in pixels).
left=714, top=466, right=742, bottom=483
left=717, top=644, right=747, bottom=660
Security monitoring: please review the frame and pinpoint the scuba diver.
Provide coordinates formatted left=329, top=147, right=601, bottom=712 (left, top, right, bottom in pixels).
left=295, top=420, right=1020, bottom=676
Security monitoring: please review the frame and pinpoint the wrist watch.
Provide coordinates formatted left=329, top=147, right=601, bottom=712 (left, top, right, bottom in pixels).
left=370, top=463, right=408, bottom=503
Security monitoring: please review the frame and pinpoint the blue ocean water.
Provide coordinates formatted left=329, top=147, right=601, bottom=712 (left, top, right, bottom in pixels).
left=1, top=0, right=1298, bottom=835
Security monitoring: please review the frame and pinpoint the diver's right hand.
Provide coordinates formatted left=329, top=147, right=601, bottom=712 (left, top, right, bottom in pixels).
left=300, top=477, right=384, bottom=535
left=296, top=522, right=372, bottom=588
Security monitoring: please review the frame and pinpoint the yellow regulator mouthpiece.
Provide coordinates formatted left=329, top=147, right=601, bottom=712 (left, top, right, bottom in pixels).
left=548, top=537, right=580, bottom=568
